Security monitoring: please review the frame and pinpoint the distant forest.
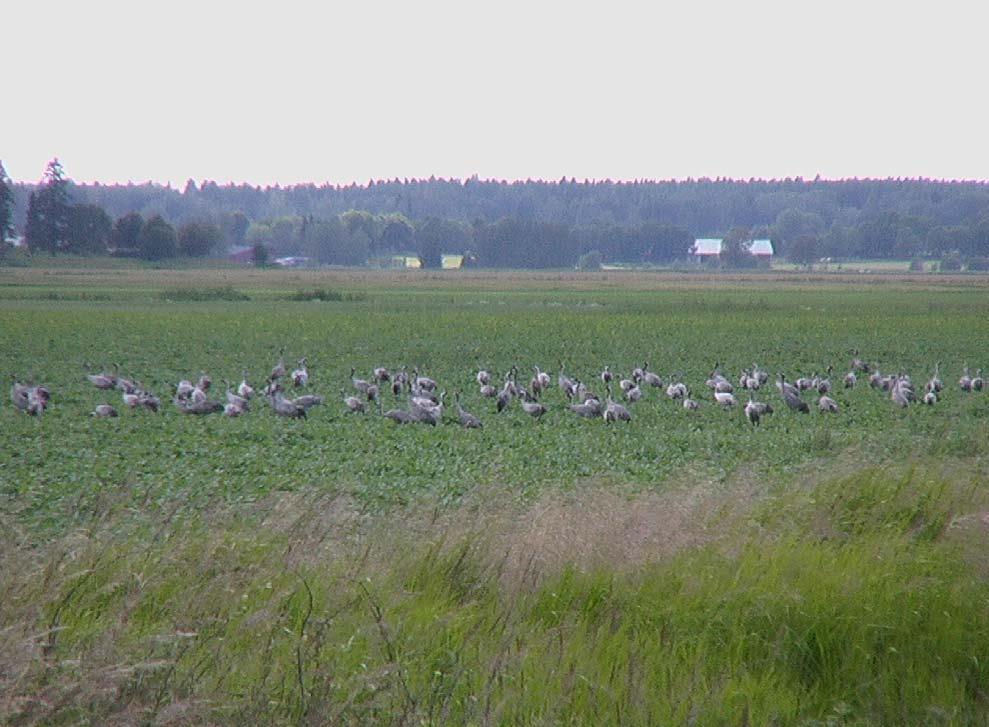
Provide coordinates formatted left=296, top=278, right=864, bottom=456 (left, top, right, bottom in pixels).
left=4, top=159, right=989, bottom=268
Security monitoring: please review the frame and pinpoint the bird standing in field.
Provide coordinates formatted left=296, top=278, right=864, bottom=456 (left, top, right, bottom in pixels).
left=292, top=358, right=309, bottom=387
left=520, top=391, right=547, bottom=420
left=455, top=392, right=482, bottom=428
left=342, top=389, right=366, bottom=413
left=744, top=395, right=772, bottom=426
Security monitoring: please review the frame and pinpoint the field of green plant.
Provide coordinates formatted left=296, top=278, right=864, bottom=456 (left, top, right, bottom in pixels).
left=2, top=266, right=989, bottom=724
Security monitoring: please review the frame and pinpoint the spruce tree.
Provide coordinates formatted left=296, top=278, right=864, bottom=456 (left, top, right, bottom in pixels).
left=0, top=161, right=13, bottom=242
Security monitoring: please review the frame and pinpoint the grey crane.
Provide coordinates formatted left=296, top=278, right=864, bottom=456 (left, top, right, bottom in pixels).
left=223, top=398, right=246, bottom=416
left=603, top=387, right=632, bottom=422
left=744, top=395, right=773, bottom=426
left=10, top=376, right=31, bottom=412
left=269, top=391, right=306, bottom=418
left=237, top=369, right=255, bottom=400
left=714, top=390, right=737, bottom=408
left=643, top=367, right=664, bottom=388
left=851, top=350, right=871, bottom=373
left=558, top=362, right=574, bottom=396
left=223, top=380, right=250, bottom=411
left=175, top=397, right=224, bottom=415
left=817, top=367, right=833, bottom=394
left=890, top=376, right=914, bottom=408
left=496, top=379, right=514, bottom=413
left=520, top=391, right=547, bottom=420
left=270, top=348, right=287, bottom=381
left=351, top=368, right=372, bottom=395
left=342, top=389, right=366, bottom=413
left=778, top=374, right=809, bottom=413
left=534, top=366, right=551, bottom=392
left=624, top=384, right=643, bottom=403
left=843, top=371, right=857, bottom=388
left=926, top=363, right=943, bottom=394
left=91, top=403, right=119, bottom=417
left=379, top=400, right=414, bottom=424
left=818, top=395, right=839, bottom=413
left=85, top=363, right=118, bottom=390
left=292, top=394, right=323, bottom=412
left=292, top=358, right=309, bottom=387
left=412, top=369, right=438, bottom=392
left=600, top=366, right=613, bottom=386
left=569, top=397, right=602, bottom=418
left=455, top=392, right=482, bottom=428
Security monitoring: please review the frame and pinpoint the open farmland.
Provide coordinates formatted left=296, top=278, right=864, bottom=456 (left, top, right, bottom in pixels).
left=3, top=266, right=989, bottom=725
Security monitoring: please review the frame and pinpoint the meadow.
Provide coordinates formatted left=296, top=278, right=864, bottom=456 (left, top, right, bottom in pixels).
left=2, top=264, right=989, bottom=725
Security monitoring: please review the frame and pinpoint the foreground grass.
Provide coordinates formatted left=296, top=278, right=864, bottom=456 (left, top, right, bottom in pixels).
left=3, top=467, right=989, bottom=725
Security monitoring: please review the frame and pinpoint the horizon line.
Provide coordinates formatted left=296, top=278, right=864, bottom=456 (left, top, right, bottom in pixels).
left=8, top=172, right=989, bottom=188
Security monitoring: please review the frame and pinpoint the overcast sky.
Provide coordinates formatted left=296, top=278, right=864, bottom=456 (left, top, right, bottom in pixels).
left=5, top=0, right=987, bottom=186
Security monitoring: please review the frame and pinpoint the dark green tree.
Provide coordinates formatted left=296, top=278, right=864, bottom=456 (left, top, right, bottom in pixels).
left=111, top=212, right=144, bottom=252
left=379, top=215, right=415, bottom=253
left=416, top=217, right=470, bottom=269
left=773, top=208, right=823, bottom=258
left=25, top=158, right=73, bottom=252
left=138, top=215, right=178, bottom=260
left=222, top=211, right=250, bottom=246
left=178, top=221, right=223, bottom=257
left=643, top=223, right=694, bottom=262
left=252, top=242, right=269, bottom=267
left=66, top=204, right=113, bottom=254
left=0, top=161, right=13, bottom=242
left=719, top=226, right=758, bottom=269
left=787, top=234, right=820, bottom=267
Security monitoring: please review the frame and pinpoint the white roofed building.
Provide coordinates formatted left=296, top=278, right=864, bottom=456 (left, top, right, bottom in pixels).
left=748, top=239, right=774, bottom=258
left=692, top=238, right=723, bottom=259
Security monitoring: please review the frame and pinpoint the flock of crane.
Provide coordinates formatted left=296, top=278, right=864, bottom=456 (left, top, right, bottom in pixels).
left=8, top=350, right=985, bottom=428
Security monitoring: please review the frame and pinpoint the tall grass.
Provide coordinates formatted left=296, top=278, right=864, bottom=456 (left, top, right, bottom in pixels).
left=3, top=468, right=988, bottom=725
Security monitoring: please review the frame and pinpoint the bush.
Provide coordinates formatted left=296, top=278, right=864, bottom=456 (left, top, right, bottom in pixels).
left=965, top=257, right=989, bottom=271
left=160, top=287, right=250, bottom=302
left=576, top=249, right=603, bottom=271
left=178, top=221, right=223, bottom=257
left=138, top=215, right=178, bottom=260
left=909, top=258, right=925, bottom=272
left=284, top=288, right=366, bottom=302
left=940, top=253, right=963, bottom=272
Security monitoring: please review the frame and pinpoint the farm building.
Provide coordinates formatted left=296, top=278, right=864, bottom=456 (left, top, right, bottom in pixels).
left=691, top=238, right=774, bottom=264
left=393, top=254, right=466, bottom=269
left=748, top=239, right=774, bottom=259
left=691, top=238, right=723, bottom=261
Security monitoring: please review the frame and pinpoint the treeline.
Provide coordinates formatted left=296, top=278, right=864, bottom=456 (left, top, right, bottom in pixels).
left=4, top=160, right=989, bottom=266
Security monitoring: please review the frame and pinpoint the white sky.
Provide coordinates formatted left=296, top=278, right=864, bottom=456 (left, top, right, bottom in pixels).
left=4, top=0, right=988, bottom=185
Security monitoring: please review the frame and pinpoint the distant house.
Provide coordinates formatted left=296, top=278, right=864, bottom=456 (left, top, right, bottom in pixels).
left=748, top=239, right=774, bottom=259
left=393, top=254, right=466, bottom=269
left=692, top=238, right=774, bottom=264
left=273, top=256, right=311, bottom=268
left=228, top=245, right=254, bottom=264
left=692, top=238, right=723, bottom=261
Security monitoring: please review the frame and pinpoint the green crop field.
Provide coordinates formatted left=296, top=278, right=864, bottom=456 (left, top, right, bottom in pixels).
left=3, top=265, right=989, bottom=725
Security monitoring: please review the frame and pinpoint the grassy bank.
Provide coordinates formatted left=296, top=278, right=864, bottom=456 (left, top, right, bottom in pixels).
left=3, top=467, right=989, bottom=725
